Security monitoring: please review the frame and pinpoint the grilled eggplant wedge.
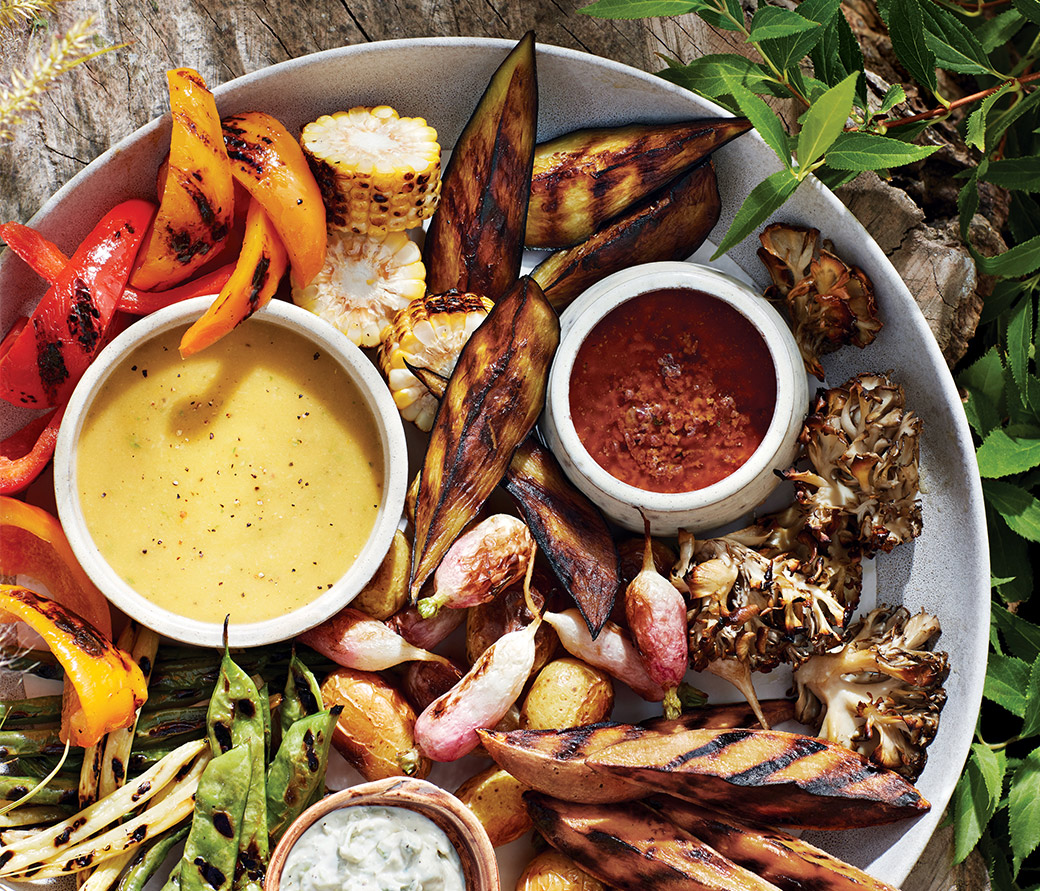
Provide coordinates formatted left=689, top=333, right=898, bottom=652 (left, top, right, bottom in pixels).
left=650, top=797, right=900, bottom=891
left=586, top=728, right=930, bottom=829
left=505, top=436, right=620, bottom=635
left=526, top=117, right=751, bottom=248
left=409, top=275, right=559, bottom=598
left=531, top=160, right=721, bottom=310
left=525, top=794, right=784, bottom=891
left=423, top=31, right=537, bottom=302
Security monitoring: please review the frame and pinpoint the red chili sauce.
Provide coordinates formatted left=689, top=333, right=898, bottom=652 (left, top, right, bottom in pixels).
left=569, top=288, right=777, bottom=493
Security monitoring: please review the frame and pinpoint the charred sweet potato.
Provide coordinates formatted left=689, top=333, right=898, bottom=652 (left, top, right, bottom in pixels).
left=423, top=31, right=537, bottom=301
left=409, top=276, right=559, bottom=598
left=526, top=117, right=750, bottom=248
left=530, top=160, right=721, bottom=310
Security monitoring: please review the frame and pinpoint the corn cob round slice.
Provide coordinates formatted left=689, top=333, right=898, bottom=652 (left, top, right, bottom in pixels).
left=292, top=227, right=426, bottom=347
left=379, top=291, right=493, bottom=431
left=301, top=106, right=442, bottom=236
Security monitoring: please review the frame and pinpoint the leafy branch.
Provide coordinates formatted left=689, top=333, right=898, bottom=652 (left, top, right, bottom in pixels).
left=581, top=0, right=1040, bottom=882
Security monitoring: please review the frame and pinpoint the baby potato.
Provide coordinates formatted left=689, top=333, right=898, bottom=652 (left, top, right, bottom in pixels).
left=516, top=850, right=607, bottom=891
left=320, top=667, right=431, bottom=781
left=454, top=765, right=531, bottom=847
left=351, top=529, right=411, bottom=619
left=520, top=657, right=614, bottom=730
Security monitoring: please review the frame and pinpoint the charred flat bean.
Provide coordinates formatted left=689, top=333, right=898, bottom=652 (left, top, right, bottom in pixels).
left=0, top=774, right=77, bottom=807
left=279, top=654, right=323, bottom=738
left=115, top=826, right=190, bottom=891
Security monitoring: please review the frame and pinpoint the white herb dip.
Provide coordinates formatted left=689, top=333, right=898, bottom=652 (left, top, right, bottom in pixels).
left=280, top=805, right=466, bottom=891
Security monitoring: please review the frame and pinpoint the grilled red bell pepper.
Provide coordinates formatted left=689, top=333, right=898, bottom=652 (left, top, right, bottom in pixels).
left=0, top=408, right=63, bottom=493
left=0, top=199, right=155, bottom=408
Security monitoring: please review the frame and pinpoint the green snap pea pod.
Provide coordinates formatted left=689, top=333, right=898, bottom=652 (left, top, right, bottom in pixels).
left=137, top=706, right=209, bottom=744
left=177, top=746, right=251, bottom=891
left=115, top=825, right=189, bottom=891
left=265, top=706, right=341, bottom=845
left=256, top=681, right=272, bottom=764
left=278, top=654, right=323, bottom=738
left=206, top=651, right=268, bottom=891
left=0, top=727, right=66, bottom=759
left=0, top=695, right=63, bottom=726
left=0, top=774, right=77, bottom=807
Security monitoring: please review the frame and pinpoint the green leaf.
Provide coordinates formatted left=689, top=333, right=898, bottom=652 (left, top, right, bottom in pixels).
left=993, top=603, right=1040, bottom=663
left=966, top=83, right=1016, bottom=152
left=958, top=166, right=981, bottom=243
left=993, top=575, right=1017, bottom=587
left=808, top=6, right=864, bottom=99
left=1009, top=193, right=1040, bottom=245
left=989, top=507, right=1036, bottom=605
left=823, top=131, right=938, bottom=171
left=579, top=0, right=699, bottom=18
left=796, top=71, right=859, bottom=170
left=1009, top=747, right=1040, bottom=874
left=952, top=744, right=1007, bottom=864
left=1013, top=0, right=1040, bottom=25
left=878, top=84, right=906, bottom=116
left=958, top=345, right=1005, bottom=435
left=977, top=430, right=1040, bottom=478
left=748, top=6, right=820, bottom=40
left=984, top=479, right=1040, bottom=543
left=980, top=279, right=1027, bottom=326
left=978, top=235, right=1040, bottom=278
left=885, top=0, right=937, bottom=94
left=976, top=8, right=1026, bottom=52
left=731, top=82, right=791, bottom=165
left=1022, top=656, right=1040, bottom=739
left=919, top=0, right=995, bottom=75
left=757, top=0, right=840, bottom=73
left=985, top=652, right=1031, bottom=717
left=711, top=168, right=800, bottom=259
left=1007, top=293, right=1035, bottom=390
left=983, top=158, right=1040, bottom=192
left=985, top=85, right=1040, bottom=150
left=657, top=54, right=775, bottom=109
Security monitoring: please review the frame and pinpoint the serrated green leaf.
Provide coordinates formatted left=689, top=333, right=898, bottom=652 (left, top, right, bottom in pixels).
left=878, top=84, right=907, bottom=115
left=1009, top=747, right=1040, bottom=874
left=796, top=71, right=858, bottom=170
left=981, top=279, right=1028, bottom=326
left=978, top=235, right=1040, bottom=278
left=977, top=430, right=1040, bottom=478
left=814, top=166, right=858, bottom=190
left=953, top=745, right=1006, bottom=864
left=958, top=345, right=1006, bottom=435
left=711, top=168, right=800, bottom=260
left=657, top=54, right=775, bottom=109
left=993, top=575, right=1017, bottom=587
left=989, top=507, right=1036, bottom=605
left=984, top=479, right=1040, bottom=543
left=919, top=1, right=995, bottom=75
left=966, top=84, right=1016, bottom=152
left=1007, top=293, right=1035, bottom=390
left=808, top=6, right=864, bottom=100
left=993, top=603, right=1040, bottom=663
left=1013, top=0, right=1040, bottom=24
left=985, top=653, right=1031, bottom=717
left=976, top=8, right=1026, bottom=52
left=1009, top=193, right=1040, bottom=245
left=983, top=158, right=1040, bottom=192
left=757, top=0, right=840, bottom=73
left=886, top=0, right=937, bottom=94
left=823, top=131, right=938, bottom=171
left=748, top=6, right=820, bottom=40
left=1021, top=657, right=1040, bottom=739
left=731, top=82, right=791, bottom=165
left=579, top=0, right=699, bottom=18
left=985, top=85, right=1040, bottom=150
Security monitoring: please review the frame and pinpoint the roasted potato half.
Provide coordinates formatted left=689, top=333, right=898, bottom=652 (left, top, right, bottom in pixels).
left=454, top=765, right=532, bottom=847
left=520, top=658, right=614, bottom=730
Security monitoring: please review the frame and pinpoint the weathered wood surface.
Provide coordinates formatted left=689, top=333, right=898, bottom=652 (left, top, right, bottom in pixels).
left=0, top=3, right=989, bottom=889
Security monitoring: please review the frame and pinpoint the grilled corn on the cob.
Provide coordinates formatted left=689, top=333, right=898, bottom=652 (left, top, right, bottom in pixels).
left=301, top=106, right=442, bottom=235
left=379, top=291, right=493, bottom=431
left=292, top=228, right=426, bottom=347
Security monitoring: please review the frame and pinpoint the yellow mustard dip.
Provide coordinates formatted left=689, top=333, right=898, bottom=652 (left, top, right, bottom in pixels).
left=77, top=318, right=384, bottom=624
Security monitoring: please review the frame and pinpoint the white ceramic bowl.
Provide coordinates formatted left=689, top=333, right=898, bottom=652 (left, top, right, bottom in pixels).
left=52, top=296, right=408, bottom=647
left=542, top=261, right=808, bottom=535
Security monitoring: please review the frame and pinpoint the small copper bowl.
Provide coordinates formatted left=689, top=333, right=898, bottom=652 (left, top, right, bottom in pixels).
left=266, top=777, right=501, bottom=891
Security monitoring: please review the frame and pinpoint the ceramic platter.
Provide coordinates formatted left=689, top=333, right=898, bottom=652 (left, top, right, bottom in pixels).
left=0, top=37, right=988, bottom=890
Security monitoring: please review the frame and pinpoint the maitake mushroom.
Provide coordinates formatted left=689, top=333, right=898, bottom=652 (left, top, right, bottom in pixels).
left=758, top=223, right=883, bottom=378
left=781, top=372, right=923, bottom=555
left=792, top=604, right=949, bottom=780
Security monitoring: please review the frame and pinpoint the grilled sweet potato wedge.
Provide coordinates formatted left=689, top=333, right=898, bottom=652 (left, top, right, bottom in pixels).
left=505, top=436, right=620, bottom=635
left=587, top=728, right=930, bottom=829
left=409, top=276, right=559, bottom=598
left=478, top=723, right=647, bottom=803
left=525, top=794, right=784, bottom=891
left=526, top=117, right=751, bottom=248
left=423, top=31, right=537, bottom=302
left=650, top=797, right=900, bottom=891
left=530, top=160, right=720, bottom=310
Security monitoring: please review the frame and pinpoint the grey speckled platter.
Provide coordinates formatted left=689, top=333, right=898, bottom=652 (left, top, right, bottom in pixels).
left=0, top=37, right=987, bottom=889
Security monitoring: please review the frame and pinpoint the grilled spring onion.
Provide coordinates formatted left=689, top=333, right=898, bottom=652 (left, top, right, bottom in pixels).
left=378, top=291, right=493, bottom=431
left=292, top=227, right=426, bottom=348
left=301, top=105, right=441, bottom=235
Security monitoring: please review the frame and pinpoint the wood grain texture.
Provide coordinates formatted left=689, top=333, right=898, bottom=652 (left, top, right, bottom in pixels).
left=0, top=3, right=989, bottom=888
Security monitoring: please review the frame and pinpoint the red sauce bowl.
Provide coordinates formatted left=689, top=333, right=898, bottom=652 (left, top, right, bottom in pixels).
left=542, top=261, right=808, bottom=535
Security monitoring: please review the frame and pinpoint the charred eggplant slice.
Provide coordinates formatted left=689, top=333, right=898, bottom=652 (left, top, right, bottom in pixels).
left=423, top=32, right=537, bottom=302
left=409, top=276, right=560, bottom=598
left=505, top=436, right=620, bottom=636
left=531, top=159, right=721, bottom=311
left=526, top=117, right=750, bottom=248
